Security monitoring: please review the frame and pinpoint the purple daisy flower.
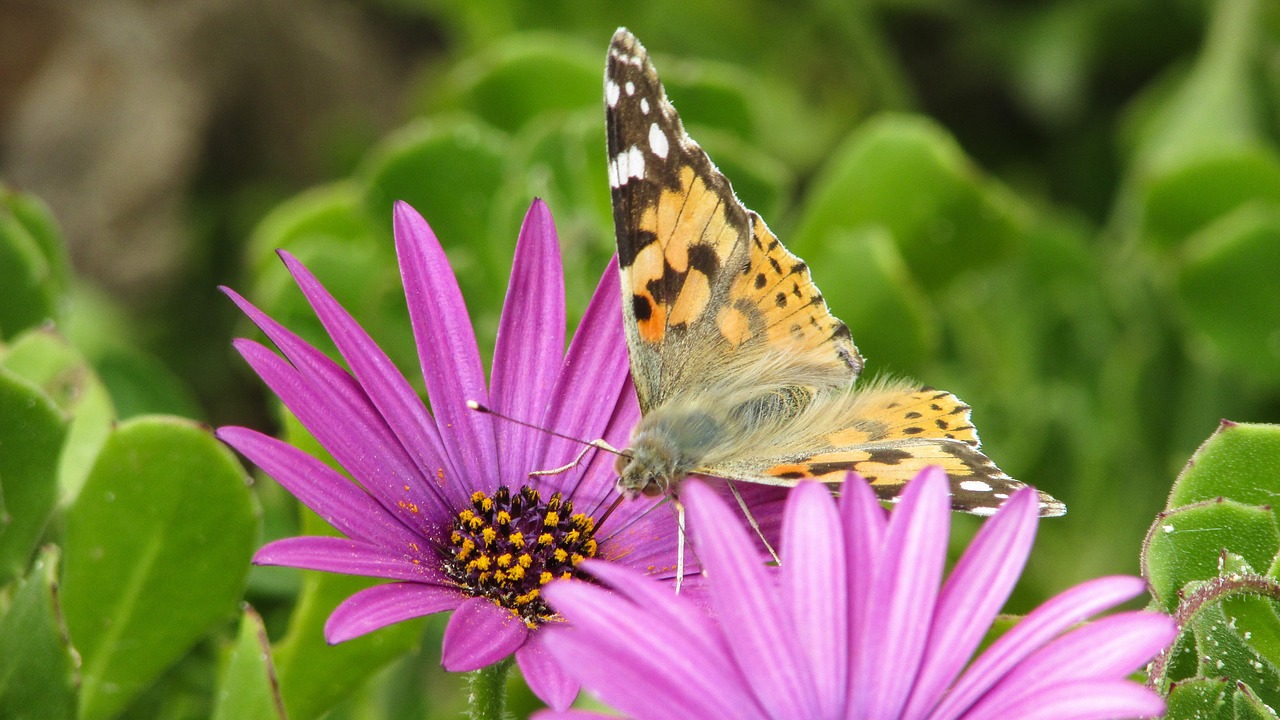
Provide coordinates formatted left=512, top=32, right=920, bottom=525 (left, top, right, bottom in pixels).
left=538, top=467, right=1177, bottom=720
left=217, top=199, right=693, bottom=710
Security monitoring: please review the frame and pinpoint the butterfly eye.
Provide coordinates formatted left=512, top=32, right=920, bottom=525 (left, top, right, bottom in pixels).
left=614, top=453, right=629, bottom=474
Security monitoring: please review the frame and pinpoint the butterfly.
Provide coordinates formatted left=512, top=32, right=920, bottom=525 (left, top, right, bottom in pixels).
left=604, top=28, right=1066, bottom=518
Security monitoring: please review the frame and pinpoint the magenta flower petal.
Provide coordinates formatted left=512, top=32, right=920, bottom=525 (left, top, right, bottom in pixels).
left=516, top=632, right=580, bottom=711
left=275, top=250, right=458, bottom=507
left=221, top=200, right=699, bottom=701
left=962, top=680, right=1167, bottom=720
left=490, top=199, right=565, bottom=480
left=579, top=560, right=721, bottom=656
left=902, top=487, right=1040, bottom=720
left=931, top=575, right=1151, bottom=720
left=854, top=467, right=950, bottom=718
left=780, top=481, right=847, bottom=716
left=442, top=598, right=530, bottom=671
left=537, top=260, right=629, bottom=490
left=325, top=582, right=463, bottom=643
left=542, top=579, right=762, bottom=720
left=967, top=611, right=1177, bottom=716
left=231, top=337, right=443, bottom=529
left=684, top=481, right=819, bottom=718
left=217, top=427, right=421, bottom=550
left=393, top=201, right=498, bottom=485
left=252, top=537, right=445, bottom=583
left=546, top=469, right=1172, bottom=720
left=841, top=470, right=886, bottom=685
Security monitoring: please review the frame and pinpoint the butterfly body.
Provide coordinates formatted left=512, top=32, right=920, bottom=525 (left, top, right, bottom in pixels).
left=605, top=29, right=1066, bottom=517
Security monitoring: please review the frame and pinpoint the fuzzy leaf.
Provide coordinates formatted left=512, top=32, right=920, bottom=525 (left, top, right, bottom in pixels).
left=1168, top=421, right=1280, bottom=509
left=1143, top=499, right=1279, bottom=611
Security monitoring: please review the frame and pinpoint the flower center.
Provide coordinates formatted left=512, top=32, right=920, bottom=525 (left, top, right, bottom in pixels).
left=444, top=485, right=599, bottom=626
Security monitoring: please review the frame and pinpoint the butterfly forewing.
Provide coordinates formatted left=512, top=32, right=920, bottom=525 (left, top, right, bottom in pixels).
left=606, top=30, right=859, bottom=411
left=605, top=28, right=1066, bottom=518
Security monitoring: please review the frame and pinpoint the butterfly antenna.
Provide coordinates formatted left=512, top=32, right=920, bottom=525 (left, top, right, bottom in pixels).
left=466, top=400, right=630, bottom=461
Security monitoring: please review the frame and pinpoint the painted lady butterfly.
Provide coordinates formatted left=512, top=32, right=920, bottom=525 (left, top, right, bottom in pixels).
left=605, top=29, right=1065, bottom=517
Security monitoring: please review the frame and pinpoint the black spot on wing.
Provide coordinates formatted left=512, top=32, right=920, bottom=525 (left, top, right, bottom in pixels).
left=687, top=243, right=721, bottom=278
left=867, top=448, right=913, bottom=465
left=617, top=228, right=658, bottom=269
left=632, top=294, right=653, bottom=321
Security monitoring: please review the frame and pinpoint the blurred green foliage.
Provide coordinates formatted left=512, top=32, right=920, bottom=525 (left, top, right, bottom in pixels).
left=1, top=0, right=1279, bottom=716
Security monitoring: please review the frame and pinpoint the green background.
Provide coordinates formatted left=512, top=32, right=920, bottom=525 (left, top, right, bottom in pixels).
left=1, top=0, right=1279, bottom=716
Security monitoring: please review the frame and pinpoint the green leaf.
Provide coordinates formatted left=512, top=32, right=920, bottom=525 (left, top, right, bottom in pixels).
left=213, top=605, right=285, bottom=720
left=1143, top=499, right=1280, bottom=611
left=1168, top=421, right=1280, bottom=508
left=1, top=327, right=116, bottom=505
left=357, top=117, right=512, bottom=332
left=92, top=347, right=203, bottom=421
left=0, top=201, right=59, bottom=339
left=1223, top=592, right=1280, bottom=679
left=246, top=182, right=371, bottom=281
left=1176, top=204, right=1280, bottom=381
left=791, top=114, right=1023, bottom=287
left=1233, top=683, right=1280, bottom=719
left=0, top=546, right=78, bottom=719
left=1126, top=0, right=1267, bottom=178
left=271, top=413, right=424, bottom=720
left=3, top=189, right=70, bottom=298
left=62, top=417, right=258, bottom=720
left=1142, top=152, right=1280, bottom=249
left=359, top=117, right=510, bottom=263
left=806, top=226, right=938, bottom=376
left=0, top=368, right=68, bottom=585
left=435, top=34, right=600, bottom=134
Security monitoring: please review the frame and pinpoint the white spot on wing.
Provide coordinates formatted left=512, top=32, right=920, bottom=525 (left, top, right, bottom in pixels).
left=649, top=123, right=669, bottom=159
left=625, top=81, right=636, bottom=95
left=606, top=81, right=621, bottom=108
left=610, top=145, right=645, bottom=188
left=959, top=480, right=993, bottom=493
left=970, top=507, right=998, bottom=517
left=640, top=97, right=650, bottom=114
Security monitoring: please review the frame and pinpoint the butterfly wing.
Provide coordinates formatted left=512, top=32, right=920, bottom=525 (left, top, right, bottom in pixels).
left=704, top=384, right=1067, bottom=517
left=606, top=29, right=861, bottom=413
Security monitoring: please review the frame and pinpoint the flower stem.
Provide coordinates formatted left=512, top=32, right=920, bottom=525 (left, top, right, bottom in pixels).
left=466, top=658, right=512, bottom=720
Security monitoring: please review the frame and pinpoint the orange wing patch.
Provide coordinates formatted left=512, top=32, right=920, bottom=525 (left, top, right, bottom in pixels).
left=725, top=216, right=862, bottom=373
left=824, top=388, right=981, bottom=448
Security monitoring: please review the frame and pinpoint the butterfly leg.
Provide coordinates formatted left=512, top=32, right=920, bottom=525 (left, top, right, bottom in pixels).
left=528, top=439, right=620, bottom=477
left=728, top=482, right=781, bottom=565
left=674, top=496, right=687, bottom=594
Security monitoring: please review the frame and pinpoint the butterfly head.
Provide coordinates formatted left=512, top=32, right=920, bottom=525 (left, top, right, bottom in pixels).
left=614, top=446, right=675, bottom=499
left=615, top=406, right=729, bottom=498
